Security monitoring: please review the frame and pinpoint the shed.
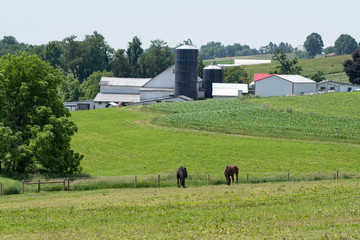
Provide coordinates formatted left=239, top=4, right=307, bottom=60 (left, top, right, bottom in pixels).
left=317, top=80, right=360, bottom=93
left=212, top=83, right=248, bottom=99
left=254, top=75, right=316, bottom=97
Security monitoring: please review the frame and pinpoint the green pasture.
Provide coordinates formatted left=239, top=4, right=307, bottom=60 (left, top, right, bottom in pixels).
left=1, top=180, right=360, bottom=239
left=204, top=54, right=351, bottom=81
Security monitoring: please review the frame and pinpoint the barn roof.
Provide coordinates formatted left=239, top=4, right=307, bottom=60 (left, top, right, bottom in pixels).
left=93, top=93, right=140, bottom=102
left=254, top=74, right=315, bottom=83
left=254, top=73, right=275, bottom=81
left=99, top=77, right=152, bottom=87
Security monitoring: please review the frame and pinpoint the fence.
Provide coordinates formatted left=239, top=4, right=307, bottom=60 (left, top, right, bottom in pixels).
left=0, top=171, right=359, bottom=196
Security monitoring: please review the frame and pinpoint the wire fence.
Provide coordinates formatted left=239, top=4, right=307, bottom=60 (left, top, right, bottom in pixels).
left=1, top=171, right=360, bottom=196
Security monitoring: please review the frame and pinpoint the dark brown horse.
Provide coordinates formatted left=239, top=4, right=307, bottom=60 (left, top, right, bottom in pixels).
left=176, top=166, right=188, bottom=188
left=224, top=165, right=239, bottom=185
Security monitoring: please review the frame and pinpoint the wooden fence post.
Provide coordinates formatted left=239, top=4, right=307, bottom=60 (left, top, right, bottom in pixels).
left=334, top=173, right=336, bottom=180
left=22, top=180, right=24, bottom=194
left=158, top=174, right=160, bottom=188
left=63, top=179, right=65, bottom=191
left=67, top=178, right=70, bottom=191
left=38, top=179, right=40, bottom=193
left=207, top=174, right=210, bottom=185
left=246, top=173, right=249, bottom=183
left=134, top=176, right=137, bottom=188
left=337, top=170, right=339, bottom=179
left=0, top=182, right=2, bottom=196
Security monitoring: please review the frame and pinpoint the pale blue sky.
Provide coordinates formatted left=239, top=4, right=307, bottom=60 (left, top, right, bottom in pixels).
left=1, top=0, right=359, bottom=50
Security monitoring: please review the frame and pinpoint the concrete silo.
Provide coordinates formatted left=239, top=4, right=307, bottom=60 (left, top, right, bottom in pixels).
left=175, top=45, right=199, bottom=100
left=203, top=62, right=224, bottom=98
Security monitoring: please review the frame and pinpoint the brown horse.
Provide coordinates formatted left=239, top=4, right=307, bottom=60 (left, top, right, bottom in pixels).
left=224, top=165, right=239, bottom=185
left=176, top=166, right=188, bottom=188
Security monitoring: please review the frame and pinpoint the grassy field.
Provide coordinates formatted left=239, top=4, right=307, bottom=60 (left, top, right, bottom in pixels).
left=147, top=94, right=360, bottom=143
left=1, top=180, right=360, bottom=239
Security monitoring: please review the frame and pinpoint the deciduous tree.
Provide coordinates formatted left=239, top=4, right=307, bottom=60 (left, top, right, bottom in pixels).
left=334, top=34, right=358, bottom=55
left=304, top=32, right=324, bottom=58
left=271, top=49, right=303, bottom=74
left=343, top=49, right=360, bottom=85
left=0, top=53, right=83, bottom=173
left=225, top=66, right=249, bottom=84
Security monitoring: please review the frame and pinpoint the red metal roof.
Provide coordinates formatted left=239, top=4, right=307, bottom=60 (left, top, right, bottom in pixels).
left=254, top=73, right=275, bottom=81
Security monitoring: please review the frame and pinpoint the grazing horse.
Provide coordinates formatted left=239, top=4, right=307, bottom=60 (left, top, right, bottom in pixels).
left=176, top=166, right=188, bottom=188
left=224, top=165, right=239, bottom=185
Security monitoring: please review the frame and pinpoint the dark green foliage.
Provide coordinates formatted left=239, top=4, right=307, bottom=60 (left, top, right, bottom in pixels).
left=304, top=32, right=324, bottom=58
left=3, top=185, right=20, bottom=195
left=343, top=49, right=360, bottom=85
left=126, top=36, right=143, bottom=77
left=200, top=42, right=258, bottom=60
left=324, top=46, right=335, bottom=55
left=111, top=49, right=130, bottom=77
left=44, top=41, right=61, bottom=68
left=198, top=56, right=205, bottom=79
left=59, top=76, right=82, bottom=102
left=259, top=42, right=293, bottom=54
left=225, top=66, right=250, bottom=83
left=0, top=53, right=83, bottom=173
left=139, top=40, right=174, bottom=77
left=80, top=71, right=114, bottom=100
left=308, top=71, right=326, bottom=82
left=0, top=36, right=35, bottom=57
left=334, top=34, right=358, bottom=55
left=271, top=49, right=303, bottom=74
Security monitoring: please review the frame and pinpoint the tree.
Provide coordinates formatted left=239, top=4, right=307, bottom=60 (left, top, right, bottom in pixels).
left=198, top=55, right=205, bottom=79
left=309, top=71, right=326, bottom=82
left=225, top=66, right=250, bottom=84
left=343, top=49, right=360, bottom=85
left=44, top=41, right=61, bottom=68
left=126, top=36, right=143, bottom=77
left=59, top=76, right=82, bottom=102
left=80, top=71, right=114, bottom=101
left=304, top=32, right=324, bottom=58
left=334, top=34, right=358, bottom=55
left=111, top=49, right=130, bottom=77
left=324, top=46, right=335, bottom=55
left=271, top=49, right=303, bottom=74
left=0, top=52, right=83, bottom=173
left=139, top=39, right=174, bottom=77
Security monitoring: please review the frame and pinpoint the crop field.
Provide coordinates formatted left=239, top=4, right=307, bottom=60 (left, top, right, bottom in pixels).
left=146, top=95, right=360, bottom=144
left=1, top=180, right=360, bottom=239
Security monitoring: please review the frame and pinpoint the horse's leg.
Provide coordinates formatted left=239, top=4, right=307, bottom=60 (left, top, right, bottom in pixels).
left=231, top=175, right=234, bottom=183
left=177, top=177, right=180, bottom=187
left=182, top=178, right=186, bottom=188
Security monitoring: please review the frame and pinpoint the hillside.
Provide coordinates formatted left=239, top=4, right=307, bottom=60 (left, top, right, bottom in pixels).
left=204, top=54, right=351, bottom=82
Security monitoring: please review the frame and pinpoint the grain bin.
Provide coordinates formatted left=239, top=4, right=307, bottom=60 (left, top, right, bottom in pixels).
left=203, top=62, right=224, bottom=98
left=175, top=45, right=198, bottom=100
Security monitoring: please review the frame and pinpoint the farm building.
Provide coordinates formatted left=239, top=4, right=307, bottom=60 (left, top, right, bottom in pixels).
left=212, top=83, right=248, bottom=99
left=64, top=100, right=95, bottom=111
left=254, top=74, right=316, bottom=97
left=93, top=64, right=204, bottom=109
left=317, top=80, right=360, bottom=93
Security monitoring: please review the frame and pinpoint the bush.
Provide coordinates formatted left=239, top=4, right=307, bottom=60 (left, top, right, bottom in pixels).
left=3, top=185, right=20, bottom=195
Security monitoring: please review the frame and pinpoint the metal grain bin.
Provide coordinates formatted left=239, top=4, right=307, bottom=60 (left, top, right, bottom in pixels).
left=203, top=63, right=224, bottom=98
left=175, top=45, right=198, bottom=100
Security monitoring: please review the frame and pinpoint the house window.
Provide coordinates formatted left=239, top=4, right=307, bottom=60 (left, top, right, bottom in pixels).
left=348, top=87, right=352, bottom=92
left=320, top=87, right=325, bottom=91
left=330, top=87, right=335, bottom=90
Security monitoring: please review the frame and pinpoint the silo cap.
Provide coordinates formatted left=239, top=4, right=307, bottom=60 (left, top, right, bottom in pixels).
left=176, top=45, right=198, bottom=50
left=204, top=64, right=222, bottom=70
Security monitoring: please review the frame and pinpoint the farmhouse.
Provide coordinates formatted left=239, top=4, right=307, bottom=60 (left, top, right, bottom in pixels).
left=254, top=74, right=316, bottom=97
left=212, top=83, right=248, bottom=99
left=317, top=80, right=360, bottom=93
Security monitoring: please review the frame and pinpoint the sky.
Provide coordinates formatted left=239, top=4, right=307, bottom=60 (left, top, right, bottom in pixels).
left=1, top=0, right=359, bottom=50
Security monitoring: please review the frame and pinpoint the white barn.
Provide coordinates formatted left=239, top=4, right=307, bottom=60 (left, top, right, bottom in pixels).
left=317, top=80, right=360, bottom=93
left=93, top=65, right=205, bottom=109
left=254, top=75, right=316, bottom=97
left=212, top=83, right=248, bottom=99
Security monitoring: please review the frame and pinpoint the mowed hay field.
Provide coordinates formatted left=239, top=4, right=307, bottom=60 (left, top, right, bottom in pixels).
left=1, top=180, right=360, bottom=239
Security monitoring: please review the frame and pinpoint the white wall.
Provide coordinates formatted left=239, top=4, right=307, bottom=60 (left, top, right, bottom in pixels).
left=293, top=83, right=316, bottom=95
left=140, top=90, right=174, bottom=100
left=255, top=76, right=292, bottom=97
left=143, top=66, right=175, bottom=88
